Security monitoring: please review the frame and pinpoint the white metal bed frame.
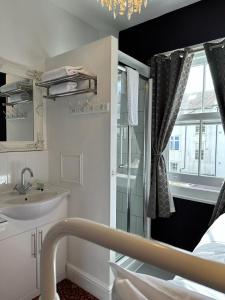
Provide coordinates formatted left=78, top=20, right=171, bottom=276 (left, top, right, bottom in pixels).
left=39, top=218, right=225, bottom=300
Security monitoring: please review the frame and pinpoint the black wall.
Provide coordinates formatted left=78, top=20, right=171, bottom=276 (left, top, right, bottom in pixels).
left=151, top=198, right=214, bottom=251
left=119, top=0, right=225, bottom=64
left=119, top=0, right=220, bottom=250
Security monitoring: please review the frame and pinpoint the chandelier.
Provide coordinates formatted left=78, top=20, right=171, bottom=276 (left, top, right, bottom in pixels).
left=98, top=0, right=148, bottom=20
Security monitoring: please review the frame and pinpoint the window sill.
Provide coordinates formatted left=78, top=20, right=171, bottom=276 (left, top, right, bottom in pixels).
left=169, top=181, right=220, bottom=205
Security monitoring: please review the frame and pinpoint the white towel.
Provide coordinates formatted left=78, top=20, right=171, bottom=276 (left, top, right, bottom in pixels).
left=0, top=79, right=32, bottom=93
left=41, top=66, right=92, bottom=82
left=9, top=92, right=31, bottom=103
left=49, top=82, right=78, bottom=95
left=126, top=67, right=139, bottom=126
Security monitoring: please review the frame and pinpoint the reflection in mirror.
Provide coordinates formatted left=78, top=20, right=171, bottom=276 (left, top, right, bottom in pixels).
left=0, top=72, right=34, bottom=141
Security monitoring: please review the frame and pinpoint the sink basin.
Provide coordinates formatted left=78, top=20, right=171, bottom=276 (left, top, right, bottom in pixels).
left=6, top=191, right=58, bottom=205
left=0, top=187, right=69, bottom=220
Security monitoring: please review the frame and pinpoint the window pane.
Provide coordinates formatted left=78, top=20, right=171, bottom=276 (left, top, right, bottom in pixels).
left=169, top=125, right=199, bottom=175
left=203, top=65, right=218, bottom=113
left=169, top=52, right=224, bottom=184
left=200, top=124, right=216, bottom=176
left=183, top=125, right=199, bottom=175
left=179, top=65, right=204, bottom=115
left=216, top=125, right=225, bottom=178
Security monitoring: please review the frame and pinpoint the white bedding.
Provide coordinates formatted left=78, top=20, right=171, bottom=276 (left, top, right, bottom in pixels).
left=111, top=213, right=225, bottom=299
left=171, top=242, right=225, bottom=299
left=110, top=263, right=213, bottom=300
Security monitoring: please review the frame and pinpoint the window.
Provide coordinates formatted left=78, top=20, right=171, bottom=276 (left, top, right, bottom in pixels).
left=170, top=162, right=178, bottom=172
left=168, top=51, right=225, bottom=187
left=170, top=136, right=180, bottom=150
left=195, top=149, right=204, bottom=160
left=195, top=125, right=205, bottom=134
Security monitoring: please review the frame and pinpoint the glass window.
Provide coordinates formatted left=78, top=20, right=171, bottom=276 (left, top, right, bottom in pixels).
left=170, top=135, right=180, bottom=151
left=169, top=51, right=225, bottom=187
left=204, top=65, right=218, bottom=113
left=179, top=64, right=204, bottom=115
left=170, top=162, right=178, bottom=172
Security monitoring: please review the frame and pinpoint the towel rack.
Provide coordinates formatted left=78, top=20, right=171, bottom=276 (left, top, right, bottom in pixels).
left=35, top=73, right=97, bottom=100
left=0, top=84, right=33, bottom=106
left=2, top=99, right=32, bottom=107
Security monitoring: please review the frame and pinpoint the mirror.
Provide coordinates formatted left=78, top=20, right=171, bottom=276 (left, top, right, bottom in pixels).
left=0, top=72, right=34, bottom=141
left=0, top=58, right=44, bottom=152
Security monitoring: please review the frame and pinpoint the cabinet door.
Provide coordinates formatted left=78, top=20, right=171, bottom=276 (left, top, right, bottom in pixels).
left=0, top=230, right=37, bottom=300
left=37, top=222, right=67, bottom=288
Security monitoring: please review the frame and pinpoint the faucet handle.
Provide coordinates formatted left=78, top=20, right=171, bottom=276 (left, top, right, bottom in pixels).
left=13, top=184, right=19, bottom=191
left=24, top=182, right=32, bottom=193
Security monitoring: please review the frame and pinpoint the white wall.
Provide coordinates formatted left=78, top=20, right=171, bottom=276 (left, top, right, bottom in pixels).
left=0, top=0, right=101, bottom=69
left=46, top=36, right=118, bottom=299
left=0, top=0, right=102, bottom=189
left=0, top=151, right=48, bottom=186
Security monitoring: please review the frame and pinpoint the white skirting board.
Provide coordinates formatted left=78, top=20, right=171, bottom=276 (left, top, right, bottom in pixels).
left=66, top=262, right=112, bottom=300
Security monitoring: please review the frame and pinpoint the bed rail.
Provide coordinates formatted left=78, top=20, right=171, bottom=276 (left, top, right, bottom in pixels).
left=39, top=218, right=225, bottom=300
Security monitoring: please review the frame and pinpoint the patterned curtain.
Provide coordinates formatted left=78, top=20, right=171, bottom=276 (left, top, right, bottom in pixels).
left=147, top=50, right=193, bottom=219
left=204, top=40, right=225, bottom=225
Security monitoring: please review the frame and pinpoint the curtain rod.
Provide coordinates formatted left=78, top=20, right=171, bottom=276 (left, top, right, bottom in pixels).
left=190, top=43, right=224, bottom=53
left=151, top=39, right=225, bottom=60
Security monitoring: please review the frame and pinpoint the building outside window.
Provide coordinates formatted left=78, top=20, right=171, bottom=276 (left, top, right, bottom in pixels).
left=168, top=51, right=225, bottom=187
left=170, top=136, right=180, bottom=150
left=170, top=162, right=178, bottom=172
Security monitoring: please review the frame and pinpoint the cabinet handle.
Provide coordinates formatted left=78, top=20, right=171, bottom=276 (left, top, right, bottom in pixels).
left=31, top=233, right=37, bottom=258
left=39, top=230, right=43, bottom=253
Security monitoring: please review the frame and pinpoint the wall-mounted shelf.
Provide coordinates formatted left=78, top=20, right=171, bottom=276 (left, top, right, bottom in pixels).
left=2, top=99, right=32, bottom=107
left=35, top=73, right=97, bottom=100
left=0, top=82, right=33, bottom=107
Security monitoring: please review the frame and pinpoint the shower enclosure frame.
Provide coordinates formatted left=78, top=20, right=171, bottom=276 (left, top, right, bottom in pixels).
left=116, top=52, right=150, bottom=259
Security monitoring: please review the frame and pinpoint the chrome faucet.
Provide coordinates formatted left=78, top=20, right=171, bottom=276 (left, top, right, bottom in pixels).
left=14, top=167, right=34, bottom=194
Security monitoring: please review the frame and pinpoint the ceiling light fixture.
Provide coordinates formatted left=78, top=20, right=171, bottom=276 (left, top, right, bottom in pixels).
left=98, top=0, right=148, bottom=20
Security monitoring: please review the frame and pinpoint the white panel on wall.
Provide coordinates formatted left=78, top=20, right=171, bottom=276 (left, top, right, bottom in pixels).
left=60, top=152, right=83, bottom=185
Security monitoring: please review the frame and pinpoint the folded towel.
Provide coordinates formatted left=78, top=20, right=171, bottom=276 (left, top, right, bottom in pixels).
left=0, top=79, right=32, bottom=93
left=126, top=67, right=139, bottom=126
left=41, top=66, right=93, bottom=82
left=49, top=82, right=78, bottom=95
left=9, top=92, right=31, bottom=103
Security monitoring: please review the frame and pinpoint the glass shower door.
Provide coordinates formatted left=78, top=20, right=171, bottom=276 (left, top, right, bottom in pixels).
left=116, top=70, right=129, bottom=233
left=116, top=67, right=146, bottom=240
left=129, top=77, right=146, bottom=237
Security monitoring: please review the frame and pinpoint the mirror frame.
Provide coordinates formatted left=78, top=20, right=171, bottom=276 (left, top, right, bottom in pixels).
left=0, top=58, right=45, bottom=152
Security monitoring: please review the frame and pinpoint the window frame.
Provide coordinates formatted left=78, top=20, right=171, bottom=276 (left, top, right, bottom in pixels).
left=168, top=52, right=224, bottom=189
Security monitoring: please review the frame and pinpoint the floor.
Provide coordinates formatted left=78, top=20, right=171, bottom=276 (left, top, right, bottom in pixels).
left=33, top=265, right=173, bottom=299
left=33, top=279, right=98, bottom=300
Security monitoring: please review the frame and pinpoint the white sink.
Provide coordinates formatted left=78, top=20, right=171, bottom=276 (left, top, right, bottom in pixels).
left=0, top=186, right=69, bottom=220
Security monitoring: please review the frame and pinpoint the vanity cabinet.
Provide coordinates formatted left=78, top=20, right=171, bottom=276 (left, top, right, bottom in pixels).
left=0, top=221, right=66, bottom=300
left=0, top=196, right=68, bottom=300
left=0, top=229, right=37, bottom=300
left=36, top=222, right=67, bottom=288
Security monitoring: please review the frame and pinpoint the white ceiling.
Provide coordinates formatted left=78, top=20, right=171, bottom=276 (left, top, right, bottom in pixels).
left=50, top=0, right=201, bottom=36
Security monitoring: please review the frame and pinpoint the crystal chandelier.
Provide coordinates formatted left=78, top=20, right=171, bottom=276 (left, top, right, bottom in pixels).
left=98, top=0, right=148, bottom=20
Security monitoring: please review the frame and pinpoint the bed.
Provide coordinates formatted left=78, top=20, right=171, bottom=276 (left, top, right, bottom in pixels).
left=38, top=214, right=225, bottom=300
